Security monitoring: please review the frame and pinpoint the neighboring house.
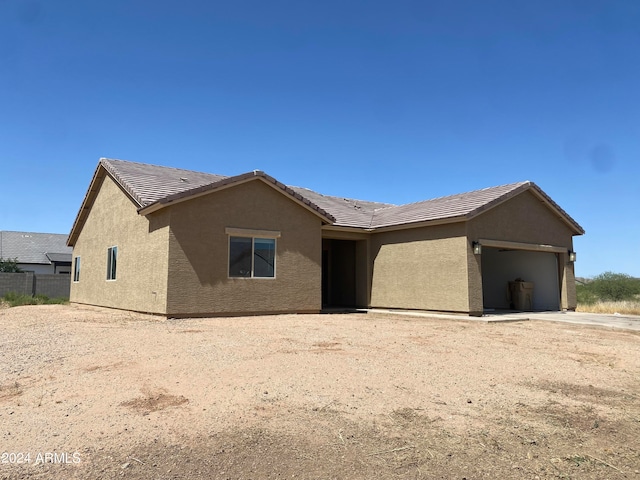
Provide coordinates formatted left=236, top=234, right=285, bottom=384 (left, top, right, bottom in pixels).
left=0, top=231, right=72, bottom=274
left=67, top=158, right=584, bottom=317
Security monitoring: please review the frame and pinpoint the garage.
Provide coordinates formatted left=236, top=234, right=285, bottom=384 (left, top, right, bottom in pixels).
left=481, top=247, right=561, bottom=311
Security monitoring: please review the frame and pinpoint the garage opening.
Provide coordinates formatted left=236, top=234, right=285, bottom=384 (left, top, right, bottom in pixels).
left=481, top=247, right=560, bottom=311
left=322, top=239, right=367, bottom=308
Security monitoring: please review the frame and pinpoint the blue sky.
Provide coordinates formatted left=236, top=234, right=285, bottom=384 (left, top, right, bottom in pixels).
left=1, top=0, right=638, bottom=278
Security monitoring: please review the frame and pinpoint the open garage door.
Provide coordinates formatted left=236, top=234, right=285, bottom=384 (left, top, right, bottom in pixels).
left=482, top=247, right=560, bottom=311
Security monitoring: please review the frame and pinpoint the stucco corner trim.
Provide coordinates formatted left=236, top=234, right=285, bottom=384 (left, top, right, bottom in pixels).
left=225, top=227, right=281, bottom=238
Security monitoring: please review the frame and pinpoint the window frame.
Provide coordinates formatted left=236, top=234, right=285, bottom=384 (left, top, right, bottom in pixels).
left=227, top=230, right=278, bottom=280
left=73, top=256, right=81, bottom=282
left=106, top=246, right=118, bottom=281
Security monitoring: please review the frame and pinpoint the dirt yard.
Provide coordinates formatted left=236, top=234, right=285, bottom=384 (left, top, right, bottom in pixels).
left=1, top=304, right=639, bottom=479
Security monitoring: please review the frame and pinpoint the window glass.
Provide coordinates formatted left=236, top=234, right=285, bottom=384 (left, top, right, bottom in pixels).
left=229, top=237, right=252, bottom=277
left=73, top=257, right=81, bottom=282
left=254, top=238, right=275, bottom=277
left=107, top=246, right=117, bottom=280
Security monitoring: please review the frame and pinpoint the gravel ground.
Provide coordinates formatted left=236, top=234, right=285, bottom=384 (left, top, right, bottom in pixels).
left=1, top=303, right=639, bottom=479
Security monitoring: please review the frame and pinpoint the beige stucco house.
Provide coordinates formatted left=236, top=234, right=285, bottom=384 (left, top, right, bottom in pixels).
left=67, top=158, right=584, bottom=317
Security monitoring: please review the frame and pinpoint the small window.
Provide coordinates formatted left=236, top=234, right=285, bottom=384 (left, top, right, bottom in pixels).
left=229, top=237, right=275, bottom=278
left=107, top=246, right=117, bottom=280
left=73, top=257, right=81, bottom=282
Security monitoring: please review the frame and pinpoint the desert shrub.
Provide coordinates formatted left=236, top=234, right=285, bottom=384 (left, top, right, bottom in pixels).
left=0, top=258, right=22, bottom=273
left=588, top=272, right=640, bottom=302
left=2, top=292, right=68, bottom=307
left=576, top=284, right=597, bottom=305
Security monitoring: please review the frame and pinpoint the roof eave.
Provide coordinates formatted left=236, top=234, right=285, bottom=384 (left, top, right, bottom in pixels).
left=67, top=163, right=106, bottom=247
left=369, top=215, right=468, bottom=233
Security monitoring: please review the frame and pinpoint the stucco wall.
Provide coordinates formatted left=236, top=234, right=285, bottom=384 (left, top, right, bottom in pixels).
left=369, top=223, right=470, bottom=312
left=466, top=190, right=576, bottom=247
left=69, top=175, right=170, bottom=313
left=166, top=179, right=323, bottom=316
left=466, top=190, right=578, bottom=311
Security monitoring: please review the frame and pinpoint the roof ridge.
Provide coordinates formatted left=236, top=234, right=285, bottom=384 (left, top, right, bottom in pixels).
left=373, top=181, right=531, bottom=212
left=0, top=230, right=69, bottom=236
left=289, top=185, right=396, bottom=207
left=100, top=157, right=227, bottom=177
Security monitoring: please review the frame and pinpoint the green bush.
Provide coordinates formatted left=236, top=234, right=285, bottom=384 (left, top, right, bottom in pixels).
left=0, top=258, right=22, bottom=273
left=588, top=272, right=640, bottom=302
left=2, top=292, right=68, bottom=307
left=576, top=284, right=598, bottom=305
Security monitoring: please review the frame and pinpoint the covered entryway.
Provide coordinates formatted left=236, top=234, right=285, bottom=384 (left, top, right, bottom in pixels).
left=322, top=238, right=368, bottom=308
left=480, top=243, right=562, bottom=312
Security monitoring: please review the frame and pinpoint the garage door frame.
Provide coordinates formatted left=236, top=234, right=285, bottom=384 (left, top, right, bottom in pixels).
left=477, top=238, right=567, bottom=312
left=477, top=238, right=567, bottom=255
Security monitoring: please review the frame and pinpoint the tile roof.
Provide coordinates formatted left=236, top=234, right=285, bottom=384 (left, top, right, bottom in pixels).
left=102, top=158, right=225, bottom=207
left=45, top=252, right=73, bottom=263
left=370, top=181, right=532, bottom=228
left=288, top=186, right=394, bottom=228
left=68, top=158, right=584, bottom=245
left=0, top=231, right=72, bottom=264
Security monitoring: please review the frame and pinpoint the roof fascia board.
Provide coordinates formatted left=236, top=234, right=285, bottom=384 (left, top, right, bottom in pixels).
left=369, top=216, right=466, bottom=233
left=323, top=216, right=466, bottom=234
left=138, top=175, right=335, bottom=224
left=322, top=225, right=370, bottom=234
left=478, top=238, right=568, bottom=254
left=321, top=226, right=370, bottom=240
left=67, top=164, right=107, bottom=247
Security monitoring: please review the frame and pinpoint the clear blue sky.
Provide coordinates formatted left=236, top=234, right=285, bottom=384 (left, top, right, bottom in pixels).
left=1, top=0, right=638, bottom=278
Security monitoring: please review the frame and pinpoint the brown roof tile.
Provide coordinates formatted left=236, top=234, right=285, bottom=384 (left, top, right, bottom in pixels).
left=288, top=186, right=394, bottom=228
left=370, top=181, right=531, bottom=228
left=102, top=158, right=226, bottom=207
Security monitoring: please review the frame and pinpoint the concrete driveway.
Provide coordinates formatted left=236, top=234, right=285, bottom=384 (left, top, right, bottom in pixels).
left=495, top=310, right=640, bottom=331
left=368, top=308, right=640, bottom=331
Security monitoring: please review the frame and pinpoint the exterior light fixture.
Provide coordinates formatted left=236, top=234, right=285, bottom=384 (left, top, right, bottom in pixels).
left=568, top=250, right=577, bottom=262
left=473, top=241, right=482, bottom=255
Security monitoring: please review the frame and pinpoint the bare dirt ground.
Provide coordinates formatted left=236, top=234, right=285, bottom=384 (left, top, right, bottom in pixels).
left=1, top=304, right=639, bottom=480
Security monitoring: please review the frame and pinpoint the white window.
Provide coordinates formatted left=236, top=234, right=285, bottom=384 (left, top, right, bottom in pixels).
left=107, top=246, right=117, bottom=280
left=226, top=228, right=279, bottom=279
left=73, top=257, right=81, bottom=282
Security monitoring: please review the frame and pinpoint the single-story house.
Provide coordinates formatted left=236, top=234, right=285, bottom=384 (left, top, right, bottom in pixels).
left=1, top=231, right=72, bottom=274
left=67, top=158, right=584, bottom=317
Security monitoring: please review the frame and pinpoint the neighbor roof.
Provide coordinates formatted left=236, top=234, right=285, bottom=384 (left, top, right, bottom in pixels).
left=0, top=231, right=72, bottom=265
left=68, top=159, right=584, bottom=246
